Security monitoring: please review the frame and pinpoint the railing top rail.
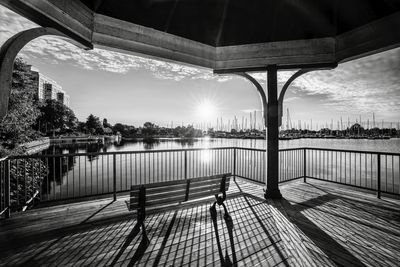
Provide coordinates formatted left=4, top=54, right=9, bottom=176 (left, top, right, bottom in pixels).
left=237, top=147, right=304, bottom=152
left=6, top=146, right=400, bottom=159
left=8, top=146, right=238, bottom=159
left=304, top=147, right=400, bottom=156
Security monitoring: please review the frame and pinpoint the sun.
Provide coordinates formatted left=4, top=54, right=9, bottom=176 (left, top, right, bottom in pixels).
left=196, top=99, right=217, bottom=120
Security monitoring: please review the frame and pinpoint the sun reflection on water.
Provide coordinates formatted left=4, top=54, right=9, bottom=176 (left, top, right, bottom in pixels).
left=200, top=136, right=212, bottom=163
left=200, top=149, right=212, bottom=163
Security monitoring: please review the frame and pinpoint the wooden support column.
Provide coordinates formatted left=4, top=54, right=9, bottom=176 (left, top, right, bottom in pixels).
left=234, top=71, right=280, bottom=198
left=264, top=65, right=282, bottom=199
left=218, top=63, right=336, bottom=199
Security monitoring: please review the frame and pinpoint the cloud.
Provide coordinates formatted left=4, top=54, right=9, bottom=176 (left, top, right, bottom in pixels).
left=286, top=49, right=400, bottom=114
left=1, top=5, right=399, bottom=119
left=284, top=96, right=300, bottom=103
left=0, top=5, right=230, bottom=82
left=243, top=50, right=400, bottom=117
left=0, top=6, right=36, bottom=37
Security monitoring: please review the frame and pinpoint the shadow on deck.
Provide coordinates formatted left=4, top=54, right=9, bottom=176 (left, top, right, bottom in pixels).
left=0, top=178, right=399, bottom=266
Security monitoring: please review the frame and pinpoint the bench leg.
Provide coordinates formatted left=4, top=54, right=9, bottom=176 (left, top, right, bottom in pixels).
left=210, top=202, right=218, bottom=220
left=210, top=200, right=233, bottom=229
left=140, top=221, right=150, bottom=248
left=129, top=220, right=150, bottom=255
left=210, top=200, right=236, bottom=267
left=221, top=203, right=233, bottom=229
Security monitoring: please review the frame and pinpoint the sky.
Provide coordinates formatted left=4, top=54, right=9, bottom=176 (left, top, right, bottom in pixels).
left=0, top=5, right=399, bottom=130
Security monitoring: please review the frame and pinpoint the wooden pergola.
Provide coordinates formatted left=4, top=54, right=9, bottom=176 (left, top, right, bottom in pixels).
left=1, top=0, right=400, bottom=198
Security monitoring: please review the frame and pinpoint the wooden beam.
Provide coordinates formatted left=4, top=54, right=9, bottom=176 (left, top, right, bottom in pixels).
left=214, top=62, right=338, bottom=74
left=2, top=0, right=399, bottom=70
left=92, top=14, right=338, bottom=70
left=215, top=38, right=336, bottom=71
left=214, top=66, right=268, bottom=74
left=336, top=11, right=400, bottom=63
left=92, top=14, right=215, bottom=68
left=0, top=0, right=93, bottom=50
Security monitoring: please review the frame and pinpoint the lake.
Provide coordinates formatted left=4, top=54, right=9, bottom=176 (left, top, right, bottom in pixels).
left=46, top=137, right=400, bottom=155
left=34, top=138, right=399, bottom=201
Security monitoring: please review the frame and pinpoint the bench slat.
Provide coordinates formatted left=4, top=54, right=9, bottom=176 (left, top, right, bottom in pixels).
left=130, top=173, right=230, bottom=191
left=189, top=185, right=223, bottom=196
left=130, top=195, right=186, bottom=209
left=189, top=191, right=220, bottom=200
left=128, top=173, right=231, bottom=211
left=130, top=187, right=187, bottom=203
left=130, top=183, right=187, bottom=196
left=130, top=177, right=230, bottom=200
left=187, top=174, right=230, bottom=183
left=190, top=180, right=221, bottom=189
left=130, top=178, right=187, bottom=191
left=129, top=180, right=229, bottom=205
left=191, top=177, right=230, bottom=190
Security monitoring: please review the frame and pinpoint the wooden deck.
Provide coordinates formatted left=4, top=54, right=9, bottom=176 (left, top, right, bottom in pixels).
left=1, top=178, right=399, bottom=266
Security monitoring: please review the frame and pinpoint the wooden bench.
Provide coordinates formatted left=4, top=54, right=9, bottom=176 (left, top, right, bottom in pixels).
left=126, top=173, right=232, bottom=248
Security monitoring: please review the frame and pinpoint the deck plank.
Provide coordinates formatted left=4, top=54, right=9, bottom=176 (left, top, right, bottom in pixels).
left=0, top=178, right=399, bottom=266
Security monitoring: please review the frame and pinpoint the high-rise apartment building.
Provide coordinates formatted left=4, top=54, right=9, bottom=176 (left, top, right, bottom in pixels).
left=30, top=68, right=70, bottom=107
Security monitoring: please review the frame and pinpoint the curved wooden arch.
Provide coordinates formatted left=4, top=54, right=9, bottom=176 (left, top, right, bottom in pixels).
left=236, top=72, right=268, bottom=127
left=278, top=69, right=314, bottom=104
left=0, top=27, right=66, bottom=120
left=277, top=69, right=314, bottom=126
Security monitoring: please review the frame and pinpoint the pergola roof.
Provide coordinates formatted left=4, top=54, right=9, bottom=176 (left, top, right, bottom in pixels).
left=2, top=0, right=400, bottom=71
left=82, top=0, right=400, bottom=47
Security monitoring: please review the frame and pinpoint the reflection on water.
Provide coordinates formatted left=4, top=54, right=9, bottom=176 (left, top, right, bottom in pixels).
left=43, top=137, right=400, bottom=155
left=200, top=150, right=212, bottom=163
left=37, top=137, right=400, bottom=200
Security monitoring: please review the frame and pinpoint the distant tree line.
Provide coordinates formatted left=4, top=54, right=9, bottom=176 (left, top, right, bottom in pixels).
left=112, top=121, right=203, bottom=138
left=0, top=58, right=203, bottom=157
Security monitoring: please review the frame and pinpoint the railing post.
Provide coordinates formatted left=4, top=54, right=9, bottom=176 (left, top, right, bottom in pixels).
left=303, top=148, right=307, bottom=182
left=233, top=148, right=237, bottom=181
left=184, top=151, right=188, bottom=180
left=113, top=154, right=117, bottom=201
left=377, top=153, right=381, bottom=199
left=5, top=160, right=10, bottom=218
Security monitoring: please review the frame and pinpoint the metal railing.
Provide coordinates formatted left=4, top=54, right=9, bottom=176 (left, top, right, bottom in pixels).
left=305, top=148, right=400, bottom=197
left=1, top=147, right=399, bottom=218
left=1, top=148, right=234, bottom=212
left=235, top=147, right=305, bottom=183
left=0, top=158, right=10, bottom=218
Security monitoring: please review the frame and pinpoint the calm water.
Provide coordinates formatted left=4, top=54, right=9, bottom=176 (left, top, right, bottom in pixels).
left=50, top=137, right=400, bottom=154
left=37, top=138, right=399, bottom=200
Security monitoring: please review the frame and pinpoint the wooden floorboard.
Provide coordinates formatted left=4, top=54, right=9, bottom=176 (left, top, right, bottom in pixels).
left=1, top=178, right=399, bottom=266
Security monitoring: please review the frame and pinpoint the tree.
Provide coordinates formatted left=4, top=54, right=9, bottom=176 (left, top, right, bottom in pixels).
left=86, top=114, right=103, bottom=134
left=101, top=118, right=113, bottom=135
left=37, top=99, right=77, bottom=133
left=113, top=123, right=126, bottom=135
left=112, top=123, right=136, bottom=137
left=77, top=121, right=88, bottom=134
left=142, top=122, right=158, bottom=136
left=0, top=57, right=41, bottom=151
left=103, top=118, right=112, bottom=128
